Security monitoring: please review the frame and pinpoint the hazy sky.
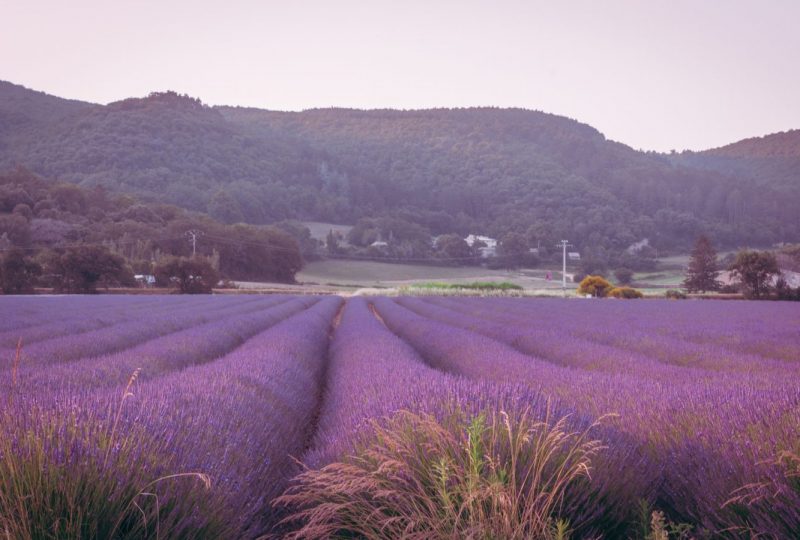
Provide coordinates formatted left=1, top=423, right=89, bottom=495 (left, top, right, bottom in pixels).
left=2, top=0, right=798, bottom=151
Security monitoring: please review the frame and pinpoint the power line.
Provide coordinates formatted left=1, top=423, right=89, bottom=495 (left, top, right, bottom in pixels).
left=555, top=240, right=573, bottom=297
left=185, top=229, right=203, bottom=257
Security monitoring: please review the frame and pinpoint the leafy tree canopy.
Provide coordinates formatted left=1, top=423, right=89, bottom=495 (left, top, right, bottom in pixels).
left=154, top=256, right=219, bottom=294
left=0, top=248, right=41, bottom=294
left=0, top=168, right=304, bottom=285
left=46, top=245, right=134, bottom=293
left=728, top=250, right=780, bottom=299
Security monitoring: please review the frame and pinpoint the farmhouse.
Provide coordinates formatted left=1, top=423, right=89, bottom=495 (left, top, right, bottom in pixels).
left=134, top=274, right=156, bottom=287
left=464, top=234, right=498, bottom=258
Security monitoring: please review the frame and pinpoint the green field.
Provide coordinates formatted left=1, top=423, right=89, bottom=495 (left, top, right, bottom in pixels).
left=296, top=259, right=572, bottom=291
left=237, top=246, right=734, bottom=297
left=295, top=222, right=717, bottom=293
left=632, top=271, right=685, bottom=288
left=290, top=256, right=698, bottom=294
left=632, top=250, right=737, bottom=289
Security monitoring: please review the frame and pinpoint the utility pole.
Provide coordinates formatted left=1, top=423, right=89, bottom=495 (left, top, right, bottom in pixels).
left=186, top=229, right=203, bottom=257
left=555, top=240, right=573, bottom=298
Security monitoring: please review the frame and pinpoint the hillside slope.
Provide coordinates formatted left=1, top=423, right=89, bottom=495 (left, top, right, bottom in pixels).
left=1, top=80, right=798, bottom=255
left=672, top=130, right=800, bottom=191
left=704, top=130, right=800, bottom=159
left=0, top=168, right=303, bottom=282
left=0, top=81, right=94, bottom=133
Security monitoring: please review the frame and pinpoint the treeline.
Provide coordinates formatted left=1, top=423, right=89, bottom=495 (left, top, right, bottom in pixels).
left=326, top=214, right=655, bottom=274
left=2, top=81, right=798, bottom=259
left=681, top=236, right=800, bottom=300
left=0, top=168, right=303, bottom=293
left=0, top=90, right=327, bottom=220
left=221, top=107, right=800, bottom=254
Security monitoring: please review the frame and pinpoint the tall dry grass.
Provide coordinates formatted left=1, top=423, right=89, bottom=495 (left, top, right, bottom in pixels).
left=6, top=337, right=22, bottom=408
left=275, top=407, right=606, bottom=539
left=0, top=365, right=229, bottom=539
left=722, top=449, right=800, bottom=537
left=725, top=449, right=800, bottom=507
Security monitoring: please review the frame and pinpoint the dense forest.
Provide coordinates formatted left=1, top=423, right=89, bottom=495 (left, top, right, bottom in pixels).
left=671, top=131, right=800, bottom=195
left=0, top=168, right=303, bottom=284
left=1, top=80, right=798, bottom=267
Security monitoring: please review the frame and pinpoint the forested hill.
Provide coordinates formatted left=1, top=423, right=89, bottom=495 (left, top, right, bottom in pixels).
left=0, top=168, right=303, bottom=282
left=671, top=130, right=800, bottom=194
left=1, top=80, right=798, bottom=257
left=0, top=81, right=93, bottom=134
left=703, top=130, right=800, bottom=158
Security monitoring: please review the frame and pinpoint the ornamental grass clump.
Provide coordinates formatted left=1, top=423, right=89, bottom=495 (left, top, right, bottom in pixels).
left=276, top=407, right=605, bottom=540
left=0, top=370, right=231, bottom=540
left=722, top=449, right=800, bottom=537
left=0, top=416, right=223, bottom=540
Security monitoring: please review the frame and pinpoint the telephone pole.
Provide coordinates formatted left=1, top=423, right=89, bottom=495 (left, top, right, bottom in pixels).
left=186, top=230, right=203, bottom=257
left=555, top=240, right=573, bottom=298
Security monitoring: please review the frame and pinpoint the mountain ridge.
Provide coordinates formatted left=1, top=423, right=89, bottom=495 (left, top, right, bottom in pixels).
left=701, top=129, right=800, bottom=158
left=1, top=80, right=797, bottom=257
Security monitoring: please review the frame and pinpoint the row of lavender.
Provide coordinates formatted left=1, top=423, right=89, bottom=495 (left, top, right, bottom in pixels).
left=369, top=296, right=800, bottom=537
left=4, top=295, right=629, bottom=536
left=301, top=297, right=645, bottom=537
left=0, top=294, right=276, bottom=363
left=2, top=295, right=798, bottom=537
left=1, top=295, right=342, bottom=537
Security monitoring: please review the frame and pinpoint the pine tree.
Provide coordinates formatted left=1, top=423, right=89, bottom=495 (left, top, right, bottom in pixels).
left=325, top=229, right=340, bottom=255
left=683, top=235, right=720, bottom=293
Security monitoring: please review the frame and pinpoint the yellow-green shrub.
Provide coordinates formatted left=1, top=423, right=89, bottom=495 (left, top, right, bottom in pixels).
left=608, top=287, right=644, bottom=299
left=578, top=275, right=613, bottom=297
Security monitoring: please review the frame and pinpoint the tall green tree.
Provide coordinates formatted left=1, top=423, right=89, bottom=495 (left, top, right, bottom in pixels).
left=435, top=234, right=472, bottom=264
left=154, top=256, right=219, bottom=294
left=729, top=250, right=780, bottom=299
left=325, top=229, right=340, bottom=255
left=614, top=267, right=634, bottom=286
left=53, top=245, right=134, bottom=293
left=0, top=248, right=41, bottom=294
left=498, top=232, right=529, bottom=269
left=683, top=235, right=721, bottom=293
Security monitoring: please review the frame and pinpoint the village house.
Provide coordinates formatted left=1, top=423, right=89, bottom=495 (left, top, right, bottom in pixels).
left=464, top=234, right=498, bottom=258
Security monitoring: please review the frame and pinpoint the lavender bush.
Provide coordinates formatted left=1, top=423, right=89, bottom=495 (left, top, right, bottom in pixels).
left=0, top=294, right=797, bottom=537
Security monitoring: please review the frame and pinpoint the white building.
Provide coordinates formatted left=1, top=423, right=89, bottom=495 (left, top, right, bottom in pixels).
left=465, top=234, right=498, bottom=258
left=134, top=274, right=156, bottom=287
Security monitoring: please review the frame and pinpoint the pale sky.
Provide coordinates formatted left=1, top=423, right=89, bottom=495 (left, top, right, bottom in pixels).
left=1, top=0, right=798, bottom=152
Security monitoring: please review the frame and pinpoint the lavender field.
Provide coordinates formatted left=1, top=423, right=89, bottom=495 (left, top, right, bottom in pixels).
left=1, top=295, right=799, bottom=539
